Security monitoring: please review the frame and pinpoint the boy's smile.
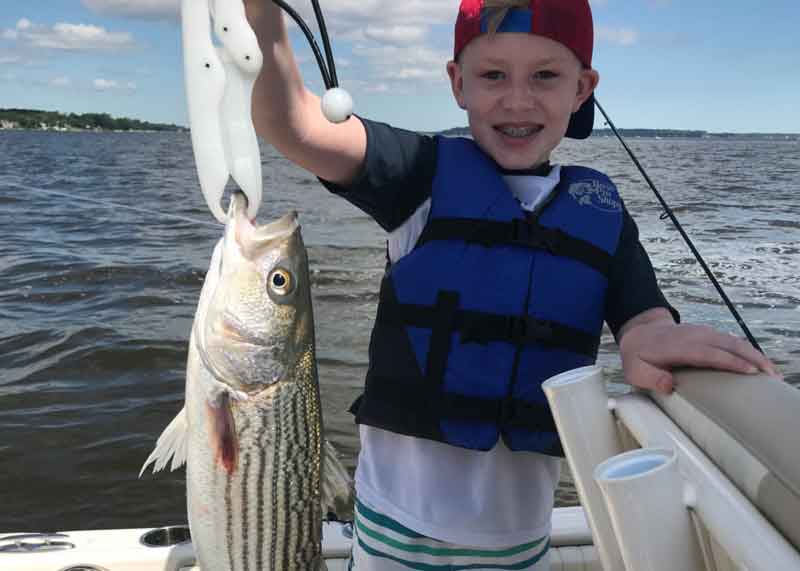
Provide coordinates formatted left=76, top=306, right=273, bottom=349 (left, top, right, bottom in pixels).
left=447, top=33, right=599, bottom=170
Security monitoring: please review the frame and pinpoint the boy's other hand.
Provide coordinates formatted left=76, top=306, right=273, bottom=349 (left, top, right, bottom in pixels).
left=618, top=308, right=780, bottom=395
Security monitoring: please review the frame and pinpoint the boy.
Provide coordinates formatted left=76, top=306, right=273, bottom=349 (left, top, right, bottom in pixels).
left=245, top=0, right=777, bottom=568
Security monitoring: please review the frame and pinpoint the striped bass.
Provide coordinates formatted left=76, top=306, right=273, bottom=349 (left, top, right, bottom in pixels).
left=141, top=193, right=350, bottom=570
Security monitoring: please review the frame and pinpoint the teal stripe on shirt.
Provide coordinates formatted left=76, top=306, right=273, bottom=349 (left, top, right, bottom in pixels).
left=354, top=499, right=550, bottom=570
left=356, top=518, right=545, bottom=558
left=356, top=536, right=551, bottom=571
left=355, top=498, right=426, bottom=539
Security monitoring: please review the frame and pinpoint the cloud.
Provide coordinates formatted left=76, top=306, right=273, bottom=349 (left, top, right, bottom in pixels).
left=596, top=26, right=638, bottom=46
left=3, top=18, right=135, bottom=51
left=285, top=0, right=453, bottom=42
left=352, top=43, right=449, bottom=84
left=81, top=0, right=179, bottom=20
left=366, top=82, right=390, bottom=93
left=50, top=76, right=72, bottom=87
left=318, top=0, right=454, bottom=27
left=93, top=78, right=137, bottom=91
left=0, top=53, right=22, bottom=65
left=278, top=1, right=455, bottom=95
left=363, top=25, right=428, bottom=45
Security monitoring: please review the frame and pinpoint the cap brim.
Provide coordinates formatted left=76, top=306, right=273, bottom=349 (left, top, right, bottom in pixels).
left=565, top=94, right=595, bottom=140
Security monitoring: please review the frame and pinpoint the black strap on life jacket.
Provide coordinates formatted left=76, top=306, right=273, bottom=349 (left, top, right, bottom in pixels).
left=359, top=373, right=559, bottom=435
left=377, top=299, right=599, bottom=357
left=417, top=218, right=611, bottom=276
left=425, top=290, right=460, bottom=399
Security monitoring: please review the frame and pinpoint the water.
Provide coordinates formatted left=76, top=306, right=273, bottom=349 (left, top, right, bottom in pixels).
left=1, top=131, right=798, bottom=532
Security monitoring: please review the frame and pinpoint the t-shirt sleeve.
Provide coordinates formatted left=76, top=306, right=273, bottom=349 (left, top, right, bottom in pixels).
left=605, top=204, right=680, bottom=336
left=318, top=117, right=438, bottom=232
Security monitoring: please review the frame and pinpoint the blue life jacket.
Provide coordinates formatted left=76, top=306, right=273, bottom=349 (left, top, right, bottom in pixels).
left=350, top=136, right=624, bottom=456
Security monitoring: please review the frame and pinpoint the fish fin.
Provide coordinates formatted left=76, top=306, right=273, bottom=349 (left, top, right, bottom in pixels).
left=139, top=407, right=189, bottom=478
left=321, top=440, right=352, bottom=513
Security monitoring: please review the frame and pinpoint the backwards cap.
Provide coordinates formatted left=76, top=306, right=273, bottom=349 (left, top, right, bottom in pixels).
left=454, top=0, right=595, bottom=139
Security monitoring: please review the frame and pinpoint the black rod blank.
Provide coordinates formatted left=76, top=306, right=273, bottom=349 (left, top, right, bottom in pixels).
left=593, top=98, right=763, bottom=353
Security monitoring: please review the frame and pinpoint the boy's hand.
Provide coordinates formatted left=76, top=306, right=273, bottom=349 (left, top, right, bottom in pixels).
left=243, top=0, right=276, bottom=28
left=618, top=308, right=780, bottom=395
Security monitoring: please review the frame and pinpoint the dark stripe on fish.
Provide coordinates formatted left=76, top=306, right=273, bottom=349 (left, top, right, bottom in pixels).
left=270, top=388, right=282, bottom=571
left=284, top=390, right=297, bottom=569
left=241, top=416, right=251, bottom=571
left=226, top=467, right=236, bottom=571
left=280, top=389, right=292, bottom=570
left=256, top=413, right=267, bottom=571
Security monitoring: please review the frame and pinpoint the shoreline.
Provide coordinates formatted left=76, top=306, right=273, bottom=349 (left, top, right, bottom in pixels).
left=0, top=126, right=186, bottom=133
left=3, top=126, right=797, bottom=140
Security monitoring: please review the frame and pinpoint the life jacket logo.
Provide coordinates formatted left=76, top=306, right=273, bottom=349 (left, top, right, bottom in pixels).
left=568, top=180, right=621, bottom=213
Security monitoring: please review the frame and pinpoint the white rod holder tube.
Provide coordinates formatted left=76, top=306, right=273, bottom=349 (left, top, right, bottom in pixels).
left=595, top=448, right=705, bottom=571
left=615, top=393, right=800, bottom=569
left=543, top=365, right=626, bottom=571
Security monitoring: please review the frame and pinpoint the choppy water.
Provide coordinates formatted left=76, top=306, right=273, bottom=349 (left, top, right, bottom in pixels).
left=1, top=130, right=798, bottom=532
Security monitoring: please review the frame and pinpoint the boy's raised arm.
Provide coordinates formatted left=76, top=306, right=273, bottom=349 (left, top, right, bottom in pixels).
left=244, top=0, right=367, bottom=186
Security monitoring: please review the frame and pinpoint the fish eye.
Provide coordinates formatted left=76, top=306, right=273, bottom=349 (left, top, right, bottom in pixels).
left=268, top=268, right=293, bottom=296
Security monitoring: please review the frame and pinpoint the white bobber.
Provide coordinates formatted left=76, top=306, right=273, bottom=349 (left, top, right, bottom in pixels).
left=321, top=87, right=353, bottom=123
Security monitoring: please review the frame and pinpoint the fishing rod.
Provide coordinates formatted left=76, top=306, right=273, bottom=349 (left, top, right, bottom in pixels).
left=594, top=98, right=764, bottom=353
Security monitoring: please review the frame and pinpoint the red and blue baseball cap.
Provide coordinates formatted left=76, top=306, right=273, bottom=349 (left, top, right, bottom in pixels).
left=454, top=0, right=595, bottom=139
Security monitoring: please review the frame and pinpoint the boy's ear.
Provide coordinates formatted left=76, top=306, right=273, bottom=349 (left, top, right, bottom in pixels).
left=447, top=61, right=467, bottom=110
left=574, top=68, right=600, bottom=112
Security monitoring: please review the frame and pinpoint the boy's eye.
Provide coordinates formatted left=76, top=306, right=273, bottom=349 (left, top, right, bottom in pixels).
left=482, top=70, right=505, bottom=81
left=533, top=70, right=558, bottom=80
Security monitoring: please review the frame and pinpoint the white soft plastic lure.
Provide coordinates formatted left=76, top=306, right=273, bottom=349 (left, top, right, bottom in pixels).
left=181, top=0, right=228, bottom=223
left=210, top=0, right=263, bottom=75
left=182, top=0, right=263, bottom=223
left=217, top=47, right=263, bottom=219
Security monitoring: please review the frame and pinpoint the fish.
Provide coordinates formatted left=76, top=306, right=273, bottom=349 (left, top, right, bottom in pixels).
left=140, top=193, right=351, bottom=570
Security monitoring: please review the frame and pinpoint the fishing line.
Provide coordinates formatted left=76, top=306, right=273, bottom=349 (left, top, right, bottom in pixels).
left=272, top=0, right=339, bottom=90
left=594, top=98, right=764, bottom=353
left=5, top=182, right=221, bottom=229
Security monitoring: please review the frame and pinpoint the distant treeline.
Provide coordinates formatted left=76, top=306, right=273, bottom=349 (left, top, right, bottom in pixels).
left=0, top=109, right=184, bottom=132
left=438, top=126, right=799, bottom=140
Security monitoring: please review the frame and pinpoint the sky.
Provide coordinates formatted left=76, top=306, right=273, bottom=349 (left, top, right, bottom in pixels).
left=1, top=0, right=798, bottom=133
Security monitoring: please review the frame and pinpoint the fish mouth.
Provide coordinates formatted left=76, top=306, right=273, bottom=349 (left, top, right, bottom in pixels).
left=227, top=193, right=299, bottom=260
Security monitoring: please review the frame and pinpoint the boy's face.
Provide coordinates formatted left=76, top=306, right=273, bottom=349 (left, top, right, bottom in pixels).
left=447, top=33, right=599, bottom=170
